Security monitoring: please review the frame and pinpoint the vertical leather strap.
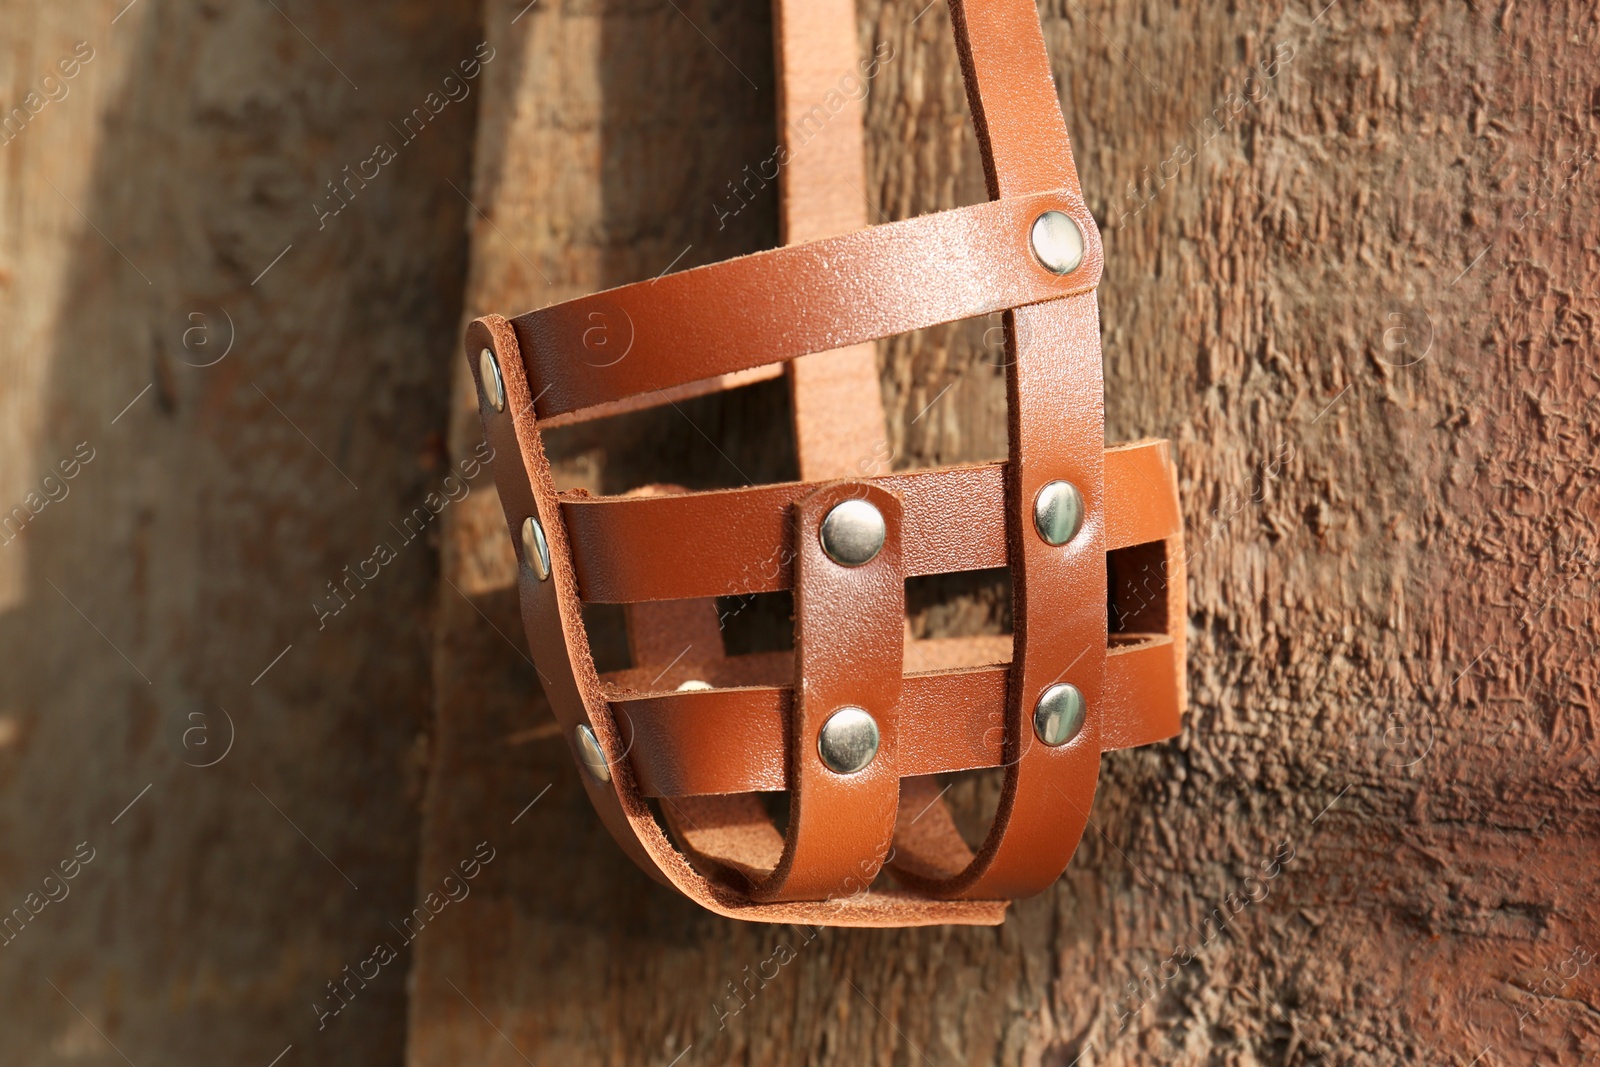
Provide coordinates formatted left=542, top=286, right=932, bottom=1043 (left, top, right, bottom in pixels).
left=977, top=293, right=1106, bottom=896
left=771, top=0, right=984, bottom=891
left=773, top=0, right=888, bottom=481
left=773, top=0, right=872, bottom=243
left=948, top=0, right=1083, bottom=198
left=751, top=483, right=904, bottom=901
left=891, top=0, right=1108, bottom=899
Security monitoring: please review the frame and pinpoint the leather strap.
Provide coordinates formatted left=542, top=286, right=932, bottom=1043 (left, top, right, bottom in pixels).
left=510, top=190, right=1100, bottom=420
left=749, top=483, right=904, bottom=900
left=772, top=0, right=888, bottom=480
left=896, top=294, right=1108, bottom=898
left=863, top=0, right=1103, bottom=901
left=612, top=634, right=1180, bottom=798
left=562, top=441, right=1179, bottom=603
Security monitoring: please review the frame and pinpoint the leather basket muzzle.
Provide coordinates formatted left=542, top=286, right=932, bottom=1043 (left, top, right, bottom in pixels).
left=465, top=0, right=1185, bottom=927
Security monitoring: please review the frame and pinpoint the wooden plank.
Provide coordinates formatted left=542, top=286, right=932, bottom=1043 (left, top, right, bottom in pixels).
left=0, top=0, right=480, bottom=1062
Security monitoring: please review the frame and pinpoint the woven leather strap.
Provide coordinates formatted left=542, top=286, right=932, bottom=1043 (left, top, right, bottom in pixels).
left=467, top=0, right=1186, bottom=926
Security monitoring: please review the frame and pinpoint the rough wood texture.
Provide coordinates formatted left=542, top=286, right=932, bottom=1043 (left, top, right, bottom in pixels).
left=0, top=1, right=478, bottom=1062
left=413, top=0, right=1600, bottom=1064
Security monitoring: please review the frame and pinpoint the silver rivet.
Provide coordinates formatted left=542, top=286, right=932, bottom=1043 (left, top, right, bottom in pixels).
left=817, top=706, right=880, bottom=774
left=1030, top=210, right=1085, bottom=275
left=819, top=499, right=886, bottom=567
left=574, top=724, right=611, bottom=783
left=1034, top=683, right=1086, bottom=747
left=521, top=516, right=551, bottom=580
left=1034, top=480, right=1084, bottom=546
left=479, top=347, right=505, bottom=412
left=676, top=679, right=713, bottom=692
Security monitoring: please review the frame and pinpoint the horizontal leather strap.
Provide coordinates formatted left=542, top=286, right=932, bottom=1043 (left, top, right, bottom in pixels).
left=510, top=190, right=1101, bottom=419
left=564, top=439, right=1180, bottom=604
left=612, top=634, right=1178, bottom=798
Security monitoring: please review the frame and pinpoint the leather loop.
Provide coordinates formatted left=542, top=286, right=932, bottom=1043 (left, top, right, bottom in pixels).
left=891, top=295, right=1108, bottom=898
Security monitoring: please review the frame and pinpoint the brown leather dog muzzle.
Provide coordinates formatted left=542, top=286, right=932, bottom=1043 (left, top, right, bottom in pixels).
left=465, top=0, right=1185, bottom=926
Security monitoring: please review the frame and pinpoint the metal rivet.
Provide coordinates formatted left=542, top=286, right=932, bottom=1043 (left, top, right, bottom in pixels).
left=817, top=706, right=880, bottom=775
left=676, top=679, right=713, bottom=692
left=1034, top=480, right=1084, bottom=546
left=1030, top=210, right=1085, bottom=275
left=479, top=347, right=505, bottom=412
left=819, top=499, right=886, bottom=567
left=1034, top=683, right=1086, bottom=747
left=574, top=724, right=611, bottom=783
left=521, top=516, right=551, bottom=581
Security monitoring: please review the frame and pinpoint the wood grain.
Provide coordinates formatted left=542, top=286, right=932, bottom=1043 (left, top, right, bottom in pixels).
left=0, top=1, right=479, bottom=1063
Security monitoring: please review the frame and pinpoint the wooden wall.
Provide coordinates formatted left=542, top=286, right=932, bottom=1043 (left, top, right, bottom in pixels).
left=0, top=1, right=478, bottom=1062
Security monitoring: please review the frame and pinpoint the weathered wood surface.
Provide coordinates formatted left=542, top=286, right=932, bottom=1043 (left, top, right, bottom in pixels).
left=0, top=1, right=478, bottom=1062
left=412, top=0, right=1599, bottom=1063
